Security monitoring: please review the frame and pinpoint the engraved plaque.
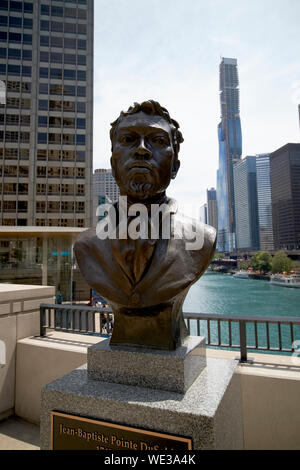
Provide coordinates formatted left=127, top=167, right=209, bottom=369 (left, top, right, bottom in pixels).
left=51, top=411, right=193, bottom=450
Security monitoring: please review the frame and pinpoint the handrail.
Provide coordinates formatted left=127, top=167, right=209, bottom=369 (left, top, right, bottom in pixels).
left=40, top=304, right=300, bottom=363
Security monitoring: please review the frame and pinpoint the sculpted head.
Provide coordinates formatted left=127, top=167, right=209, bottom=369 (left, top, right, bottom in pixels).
left=110, top=100, right=184, bottom=201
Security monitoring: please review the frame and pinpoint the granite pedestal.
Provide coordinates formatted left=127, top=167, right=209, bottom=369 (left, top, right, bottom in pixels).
left=40, top=336, right=243, bottom=450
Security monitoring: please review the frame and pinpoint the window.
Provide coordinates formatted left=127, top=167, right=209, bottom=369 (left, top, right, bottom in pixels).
left=22, top=82, right=31, bottom=93
left=41, top=4, right=49, bottom=15
left=77, top=55, right=86, bottom=66
left=64, top=54, right=76, bottom=65
left=49, top=116, right=61, bottom=127
left=48, top=149, right=60, bottom=161
left=78, top=9, right=87, bottom=20
left=3, top=201, right=16, bottom=212
left=77, top=24, right=86, bottom=35
left=49, top=100, right=61, bottom=111
left=65, top=8, right=76, bottom=18
left=64, top=23, right=76, bottom=34
left=62, top=167, right=74, bottom=178
left=8, top=32, right=21, bottom=43
left=50, top=52, right=62, bottom=63
left=62, top=133, right=75, bottom=145
left=77, top=70, right=86, bottom=81
left=51, top=6, right=63, bottom=17
left=39, top=83, right=48, bottom=94
left=23, top=34, right=32, bottom=44
left=77, top=184, right=85, bottom=195
left=49, top=84, right=63, bottom=95
left=48, top=166, right=61, bottom=177
left=0, top=64, right=6, bottom=74
left=77, top=102, right=86, bottom=113
left=64, top=38, right=76, bottom=50
left=64, top=69, right=76, bottom=80
left=19, top=148, right=29, bottom=159
left=76, top=201, right=85, bottom=212
left=37, top=167, right=46, bottom=177
left=64, top=85, right=75, bottom=96
left=20, top=132, right=30, bottom=142
left=76, top=168, right=85, bottom=178
left=77, top=39, right=86, bottom=50
left=10, top=1, right=22, bottom=12
left=40, top=20, right=49, bottom=31
left=18, top=183, right=28, bottom=194
left=50, top=68, right=63, bottom=79
left=51, top=36, right=63, bottom=47
left=36, top=201, right=46, bottom=212
left=8, top=48, right=21, bottom=59
left=51, top=21, right=63, bottom=33
left=39, top=99, right=48, bottom=111
left=38, top=133, right=47, bottom=144
left=0, top=47, right=6, bottom=58
left=77, top=86, right=86, bottom=97
left=22, top=49, right=32, bottom=60
left=37, top=150, right=47, bottom=161
left=4, top=114, right=19, bottom=125
left=76, top=118, right=85, bottom=129
left=36, top=183, right=46, bottom=194
left=21, top=115, right=30, bottom=126
left=9, top=17, right=22, bottom=28
left=8, top=64, right=20, bottom=76
left=49, top=133, right=61, bottom=144
left=18, top=201, right=28, bottom=213
left=0, top=31, right=7, bottom=42
left=40, top=67, right=49, bottom=78
left=24, top=3, right=33, bottom=14
left=22, top=66, right=31, bottom=77
left=40, top=35, right=49, bottom=46
left=62, top=117, right=75, bottom=128
left=40, top=51, right=49, bottom=62
left=0, top=16, right=8, bottom=26
left=38, top=116, right=47, bottom=127
left=5, top=131, right=19, bottom=142
left=76, top=135, right=85, bottom=145
left=62, top=150, right=75, bottom=161
left=0, top=1, right=8, bottom=11
left=23, top=18, right=32, bottom=29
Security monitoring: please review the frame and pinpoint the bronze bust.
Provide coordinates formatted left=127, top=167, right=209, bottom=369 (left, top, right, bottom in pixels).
left=74, top=100, right=216, bottom=350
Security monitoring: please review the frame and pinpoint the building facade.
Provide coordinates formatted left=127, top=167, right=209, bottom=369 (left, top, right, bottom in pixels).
left=270, top=143, right=300, bottom=250
left=93, top=168, right=120, bottom=203
left=217, top=57, right=242, bottom=252
left=233, top=156, right=259, bottom=251
left=256, top=153, right=274, bottom=251
left=0, top=0, right=93, bottom=228
left=206, top=187, right=218, bottom=231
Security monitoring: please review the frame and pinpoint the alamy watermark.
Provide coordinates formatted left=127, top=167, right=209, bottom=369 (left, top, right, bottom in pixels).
left=0, top=340, right=6, bottom=368
left=96, top=196, right=204, bottom=250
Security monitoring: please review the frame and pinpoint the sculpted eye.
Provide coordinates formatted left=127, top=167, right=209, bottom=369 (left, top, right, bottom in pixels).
left=119, top=135, right=136, bottom=144
left=153, top=136, right=168, bottom=146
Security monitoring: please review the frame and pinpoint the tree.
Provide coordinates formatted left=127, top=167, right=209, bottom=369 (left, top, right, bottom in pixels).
left=271, top=250, right=292, bottom=274
left=250, top=251, right=272, bottom=274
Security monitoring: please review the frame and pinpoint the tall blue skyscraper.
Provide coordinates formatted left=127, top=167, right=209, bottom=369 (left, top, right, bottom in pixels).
left=256, top=154, right=274, bottom=251
left=217, top=58, right=242, bottom=252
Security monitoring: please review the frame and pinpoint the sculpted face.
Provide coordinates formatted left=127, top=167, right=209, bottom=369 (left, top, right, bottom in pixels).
left=111, top=112, right=180, bottom=201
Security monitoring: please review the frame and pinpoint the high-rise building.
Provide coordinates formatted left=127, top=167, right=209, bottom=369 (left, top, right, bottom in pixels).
left=206, top=187, right=218, bottom=231
left=217, top=57, right=242, bottom=252
left=256, top=154, right=274, bottom=251
left=199, top=203, right=207, bottom=224
left=0, top=0, right=94, bottom=228
left=270, top=143, right=300, bottom=250
left=93, top=168, right=120, bottom=203
left=233, top=156, right=259, bottom=251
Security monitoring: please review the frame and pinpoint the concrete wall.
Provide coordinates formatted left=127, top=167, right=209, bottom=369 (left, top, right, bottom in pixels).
left=0, top=284, right=55, bottom=420
left=15, top=332, right=100, bottom=424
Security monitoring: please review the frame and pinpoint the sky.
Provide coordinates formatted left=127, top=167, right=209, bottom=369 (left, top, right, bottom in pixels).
left=93, top=0, right=300, bottom=217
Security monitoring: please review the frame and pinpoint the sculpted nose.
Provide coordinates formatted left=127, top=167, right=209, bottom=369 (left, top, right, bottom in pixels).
left=135, top=137, right=152, bottom=158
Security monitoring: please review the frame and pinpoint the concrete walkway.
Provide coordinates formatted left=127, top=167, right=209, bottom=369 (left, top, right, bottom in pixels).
left=0, top=416, right=40, bottom=450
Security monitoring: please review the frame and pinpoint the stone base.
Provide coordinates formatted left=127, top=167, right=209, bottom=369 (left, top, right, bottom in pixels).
left=88, top=336, right=206, bottom=394
left=40, top=357, right=243, bottom=450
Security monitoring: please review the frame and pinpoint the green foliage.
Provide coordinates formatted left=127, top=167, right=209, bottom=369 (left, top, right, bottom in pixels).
left=239, top=262, right=249, bottom=270
left=292, top=260, right=300, bottom=272
left=250, top=251, right=272, bottom=273
left=271, top=251, right=292, bottom=274
left=214, top=253, right=223, bottom=260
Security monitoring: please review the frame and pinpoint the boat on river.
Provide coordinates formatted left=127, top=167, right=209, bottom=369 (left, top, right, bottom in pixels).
left=233, top=270, right=249, bottom=279
left=270, top=274, right=300, bottom=288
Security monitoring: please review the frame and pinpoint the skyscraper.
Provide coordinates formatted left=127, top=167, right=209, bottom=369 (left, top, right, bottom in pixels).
left=0, top=0, right=93, bottom=228
left=93, top=168, right=120, bottom=204
left=256, top=153, right=274, bottom=251
left=217, top=57, right=242, bottom=252
left=206, top=187, right=218, bottom=231
left=233, top=156, right=259, bottom=251
left=270, top=143, right=300, bottom=250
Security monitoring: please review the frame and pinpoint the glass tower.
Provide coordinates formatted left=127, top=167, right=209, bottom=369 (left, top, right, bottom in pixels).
left=217, top=58, right=242, bottom=252
left=0, top=0, right=94, bottom=227
left=233, top=156, right=259, bottom=251
left=256, top=153, right=274, bottom=250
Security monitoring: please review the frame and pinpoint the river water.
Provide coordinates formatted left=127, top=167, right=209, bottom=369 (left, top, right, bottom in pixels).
left=183, top=273, right=300, bottom=355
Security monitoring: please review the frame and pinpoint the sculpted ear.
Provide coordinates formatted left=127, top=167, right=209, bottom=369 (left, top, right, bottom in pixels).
left=171, top=159, right=180, bottom=179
